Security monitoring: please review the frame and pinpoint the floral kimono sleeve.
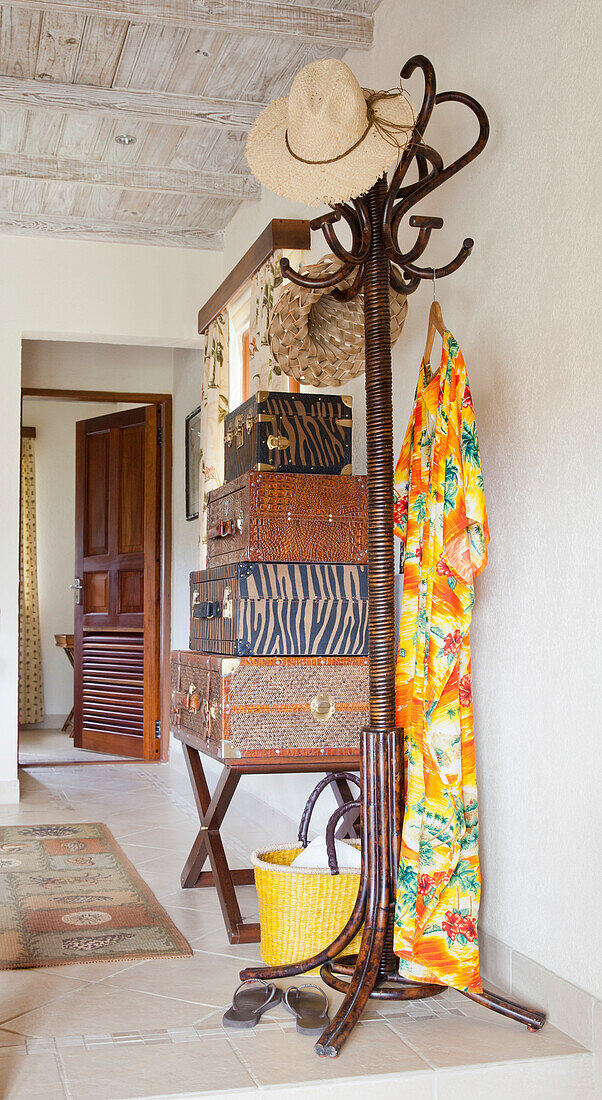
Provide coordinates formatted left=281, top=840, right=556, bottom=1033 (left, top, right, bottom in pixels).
left=459, top=381, right=489, bottom=577
left=393, top=405, right=415, bottom=544
left=441, top=354, right=489, bottom=585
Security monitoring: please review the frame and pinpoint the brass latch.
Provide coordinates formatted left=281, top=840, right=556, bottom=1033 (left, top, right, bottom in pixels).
left=222, top=586, right=233, bottom=619
left=310, top=692, right=335, bottom=723
left=267, top=434, right=290, bottom=451
left=245, top=411, right=254, bottom=435
left=336, top=418, right=353, bottom=428
left=187, top=683, right=200, bottom=713
left=235, top=414, right=244, bottom=448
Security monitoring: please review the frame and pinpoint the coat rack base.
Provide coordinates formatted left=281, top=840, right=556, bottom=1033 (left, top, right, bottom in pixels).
left=320, top=956, right=546, bottom=1029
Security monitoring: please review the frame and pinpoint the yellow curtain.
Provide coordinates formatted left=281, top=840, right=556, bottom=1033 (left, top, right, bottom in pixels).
left=199, top=311, right=229, bottom=566
left=19, top=436, right=44, bottom=725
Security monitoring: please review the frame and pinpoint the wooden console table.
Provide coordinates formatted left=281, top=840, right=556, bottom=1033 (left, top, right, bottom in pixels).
left=54, top=633, right=75, bottom=735
left=175, top=730, right=360, bottom=945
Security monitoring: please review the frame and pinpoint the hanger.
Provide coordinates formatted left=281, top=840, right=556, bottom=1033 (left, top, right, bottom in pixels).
left=423, top=269, right=446, bottom=368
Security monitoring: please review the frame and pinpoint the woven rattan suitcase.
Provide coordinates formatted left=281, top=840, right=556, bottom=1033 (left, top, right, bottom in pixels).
left=223, top=391, right=352, bottom=482
left=206, top=472, right=367, bottom=567
left=189, top=562, right=368, bottom=656
left=170, top=651, right=366, bottom=760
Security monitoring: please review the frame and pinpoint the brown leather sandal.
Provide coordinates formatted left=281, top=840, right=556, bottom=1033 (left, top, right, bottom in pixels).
left=222, top=979, right=282, bottom=1029
left=283, top=984, right=330, bottom=1035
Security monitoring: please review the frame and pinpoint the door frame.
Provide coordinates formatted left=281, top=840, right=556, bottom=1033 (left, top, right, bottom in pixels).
left=21, top=387, right=173, bottom=764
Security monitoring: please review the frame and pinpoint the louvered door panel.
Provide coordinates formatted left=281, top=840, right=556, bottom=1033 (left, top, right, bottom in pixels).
left=81, top=633, right=145, bottom=755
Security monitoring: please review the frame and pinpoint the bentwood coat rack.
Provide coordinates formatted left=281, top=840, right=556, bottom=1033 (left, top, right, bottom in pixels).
left=240, top=54, right=546, bottom=1057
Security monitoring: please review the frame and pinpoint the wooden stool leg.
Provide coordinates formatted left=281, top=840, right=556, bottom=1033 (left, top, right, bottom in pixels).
left=180, top=747, right=260, bottom=945
left=62, top=707, right=74, bottom=734
left=180, top=744, right=212, bottom=887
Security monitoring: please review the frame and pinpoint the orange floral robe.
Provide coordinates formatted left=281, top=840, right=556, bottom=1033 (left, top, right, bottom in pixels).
left=393, top=332, right=489, bottom=993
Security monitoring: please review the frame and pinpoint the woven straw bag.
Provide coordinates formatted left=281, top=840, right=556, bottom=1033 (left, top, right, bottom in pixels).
left=252, top=773, right=362, bottom=972
left=268, top=253, right=408, bottom=388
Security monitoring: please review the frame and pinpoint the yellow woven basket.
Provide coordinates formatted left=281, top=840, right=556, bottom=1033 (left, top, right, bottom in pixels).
left=252, top=841, right=362, bottom=973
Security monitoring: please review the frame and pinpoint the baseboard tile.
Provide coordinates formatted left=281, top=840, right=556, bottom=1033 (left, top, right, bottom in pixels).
left=0, top=777, right=20, bottom=804
left=479, top=928, right=597, bottom=1052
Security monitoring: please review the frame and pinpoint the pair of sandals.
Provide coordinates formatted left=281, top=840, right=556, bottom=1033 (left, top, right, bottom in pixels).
left=223, top=978, right=329, bottom=1036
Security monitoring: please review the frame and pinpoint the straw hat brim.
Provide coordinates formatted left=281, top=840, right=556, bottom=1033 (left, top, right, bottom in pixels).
left=246, top=90, right=415, bottom=207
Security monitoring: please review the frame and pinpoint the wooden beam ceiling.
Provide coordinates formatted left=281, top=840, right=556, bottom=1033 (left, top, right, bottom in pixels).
left=0, top=76, right=265, bottom=131
left=7, top=0, right=373, bottom=49
left=0, top=152, right=260, bottom=200
left=0, top=210, right=224, bottom=248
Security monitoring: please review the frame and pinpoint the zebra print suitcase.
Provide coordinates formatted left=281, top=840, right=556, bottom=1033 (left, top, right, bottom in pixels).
left=189, top=563, right=368, bottom=656
left=170, top=651, right=367, bottom=760
left=223, top=391, right=352, bottom=482
left=206, top=472, right=367, bottom=567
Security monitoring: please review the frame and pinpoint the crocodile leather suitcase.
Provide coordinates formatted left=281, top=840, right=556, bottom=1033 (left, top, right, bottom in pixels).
left=170, top=651, right=366, bottom=760
left=206, top=472, right=367, bottom=567
left=189, top=563, right=368, bottom=656
left=223, top=391, right=352, bottom=482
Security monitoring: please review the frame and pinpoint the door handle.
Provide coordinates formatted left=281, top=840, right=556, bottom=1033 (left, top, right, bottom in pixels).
left=69, top=578, right=83, bottom=605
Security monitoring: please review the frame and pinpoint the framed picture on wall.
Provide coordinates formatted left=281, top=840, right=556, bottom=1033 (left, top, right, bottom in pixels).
left=185, top=404, right=202, bottom=521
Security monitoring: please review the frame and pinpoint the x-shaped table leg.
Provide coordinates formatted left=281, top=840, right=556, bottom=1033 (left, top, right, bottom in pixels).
left=180, top=744, right=259, bottom=944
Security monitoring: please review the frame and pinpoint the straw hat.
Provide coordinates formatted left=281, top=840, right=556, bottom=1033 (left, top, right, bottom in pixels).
left=246, top=59, right=415, bottom=207
left=268, top=254, right=408, bottom=388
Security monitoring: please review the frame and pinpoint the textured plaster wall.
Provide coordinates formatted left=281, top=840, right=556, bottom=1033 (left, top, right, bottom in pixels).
left=221, top=0, right=601, bottom=997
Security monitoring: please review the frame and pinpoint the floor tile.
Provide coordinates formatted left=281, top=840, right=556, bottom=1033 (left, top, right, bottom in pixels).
left=61, top=1033, right=254, bottom=1098
left=386, top=1011, right=585, bottom=1068
left=0, top=1048, right=66, bottom=1098
left=0, top=970, right=86, bottom=1027
left=228, top=1018, right=430, bottom=1086
left=100, top=948, right=253, bottom=1009
left=163, top=904, right=226, bottom=944
left=7, top=982, right=220, bottom=1037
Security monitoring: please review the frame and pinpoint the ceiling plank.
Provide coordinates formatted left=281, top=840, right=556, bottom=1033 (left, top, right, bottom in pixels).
left=0, top=75, right=265, bottom=130
left=0, top=150, right=261, bottom=199
left=0, top=208, right=224, bottom=248
left=0, top=9, right=43, bottom=79
left=35, top=11, right=87, bottom=82
left=7, top=1, right=373, bottom=49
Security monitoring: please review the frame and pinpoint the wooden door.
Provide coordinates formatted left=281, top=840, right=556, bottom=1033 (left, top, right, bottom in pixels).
left=73, top=406, right=161, bottom=759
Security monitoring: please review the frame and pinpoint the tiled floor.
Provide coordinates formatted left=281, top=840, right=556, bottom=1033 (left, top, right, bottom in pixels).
left=0, top=760, right=592, bottom=1099
left=19, top=727, right=126, bottom=765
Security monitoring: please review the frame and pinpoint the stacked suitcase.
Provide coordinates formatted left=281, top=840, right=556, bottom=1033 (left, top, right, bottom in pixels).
left=171, top=391, right=369, bottom=761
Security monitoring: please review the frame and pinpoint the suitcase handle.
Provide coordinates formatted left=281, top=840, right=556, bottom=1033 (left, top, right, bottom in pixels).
left=208, top=519, right=237, bottom=540
left=192, top=600, right=222, bottom=620
left=324, top=800, right=361, bottom=875
left=297, top=771, right=360, bottom=850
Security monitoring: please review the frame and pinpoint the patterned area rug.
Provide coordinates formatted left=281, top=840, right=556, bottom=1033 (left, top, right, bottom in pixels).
left=0, top=823, right=192, bottom=969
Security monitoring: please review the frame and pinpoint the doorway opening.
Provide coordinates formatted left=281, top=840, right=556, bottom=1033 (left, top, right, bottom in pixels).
left=19, top=386, right=172, bottom=768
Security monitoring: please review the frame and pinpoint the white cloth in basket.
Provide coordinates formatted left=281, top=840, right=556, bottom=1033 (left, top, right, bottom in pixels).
left=290, top=835, right=361, bottom=871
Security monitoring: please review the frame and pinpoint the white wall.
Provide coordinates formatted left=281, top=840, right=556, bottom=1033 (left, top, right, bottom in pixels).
left=0, top=236, right=221, bottom=802
left=220, top=0, right=601, bottom=999
left=22, top=339, right=177, bottom=395
left=172, top=348, right=204, bottom=650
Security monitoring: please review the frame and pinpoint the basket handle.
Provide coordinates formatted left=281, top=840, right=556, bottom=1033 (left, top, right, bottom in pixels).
left=325, top=801, right=361, bottom=875
left=297, top=771, right=360, bottom=848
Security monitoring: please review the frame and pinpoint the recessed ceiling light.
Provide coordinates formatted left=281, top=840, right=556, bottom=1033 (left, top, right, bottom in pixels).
left=115, top=133, right=137, bottom=146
